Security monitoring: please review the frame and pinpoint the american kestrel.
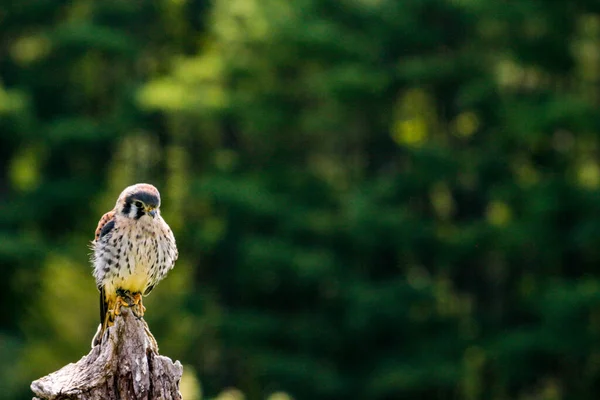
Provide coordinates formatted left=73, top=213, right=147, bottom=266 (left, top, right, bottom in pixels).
left=91, top=183, right=178, bottom=345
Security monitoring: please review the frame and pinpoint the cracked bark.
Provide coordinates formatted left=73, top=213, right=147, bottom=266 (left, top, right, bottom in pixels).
left=30, top=308, right=183, bottom=400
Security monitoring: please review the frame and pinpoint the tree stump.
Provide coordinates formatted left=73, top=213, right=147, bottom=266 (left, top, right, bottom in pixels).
left=30, top=308, right=183, bottom=400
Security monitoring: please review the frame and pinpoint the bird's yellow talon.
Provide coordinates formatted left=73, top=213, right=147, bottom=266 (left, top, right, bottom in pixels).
left=111, top=294, right=130, bottom=317
left=131, top=292, right=146, bottom=318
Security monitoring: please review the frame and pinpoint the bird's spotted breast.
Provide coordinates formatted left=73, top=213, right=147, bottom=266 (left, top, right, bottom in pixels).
left=93, top=215, right=177, bottom=296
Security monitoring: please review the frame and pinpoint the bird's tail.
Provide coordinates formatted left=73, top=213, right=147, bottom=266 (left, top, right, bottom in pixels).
left=93, top=286, right=108, bottom=346
left=99, top=285, right=107, bottom=326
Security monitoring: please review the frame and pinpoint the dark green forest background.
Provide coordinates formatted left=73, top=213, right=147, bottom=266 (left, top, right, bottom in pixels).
left=2, top=0, right=600, bottom=399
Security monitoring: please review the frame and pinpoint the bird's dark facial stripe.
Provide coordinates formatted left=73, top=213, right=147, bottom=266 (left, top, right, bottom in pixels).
left=135, top=206, right=145, bottom=220
left=121, top=202, right=131, bottom=216
left=125, top=192, right=160, bottom=208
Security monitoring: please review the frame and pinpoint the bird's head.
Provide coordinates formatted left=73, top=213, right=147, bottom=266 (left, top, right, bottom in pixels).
left=116, top=183, right=161, bottom=220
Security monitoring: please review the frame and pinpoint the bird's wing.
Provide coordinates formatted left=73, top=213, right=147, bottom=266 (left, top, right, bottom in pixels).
left=94, top=210, right=116, bottom=242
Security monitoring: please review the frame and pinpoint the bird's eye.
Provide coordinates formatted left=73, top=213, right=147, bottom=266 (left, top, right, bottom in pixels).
left=134, top=201, right=143, bottom=208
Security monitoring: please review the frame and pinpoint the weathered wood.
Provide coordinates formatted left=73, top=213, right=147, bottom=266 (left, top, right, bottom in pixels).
left=31, top=308, right=183, bottom=400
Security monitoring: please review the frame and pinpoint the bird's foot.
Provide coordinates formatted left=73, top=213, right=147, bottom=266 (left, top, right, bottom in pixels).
left=94, top=291, right=144, bottom=346
left=112, top=293, right=132, bottom=317
left=131, top=292, right=146, bottom=319
left=113, top=289, right=144, bottom=319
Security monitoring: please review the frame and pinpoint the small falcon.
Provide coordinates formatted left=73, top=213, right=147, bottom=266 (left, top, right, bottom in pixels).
left=91, top=183, right=178, bottom=345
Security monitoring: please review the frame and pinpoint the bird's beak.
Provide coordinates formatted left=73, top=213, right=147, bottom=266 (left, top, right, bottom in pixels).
left=147, top=209, right=157, bottom=218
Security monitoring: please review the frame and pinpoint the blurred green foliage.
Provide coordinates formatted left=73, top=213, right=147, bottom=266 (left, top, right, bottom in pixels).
left=2, top=0, right=600, bottom=399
